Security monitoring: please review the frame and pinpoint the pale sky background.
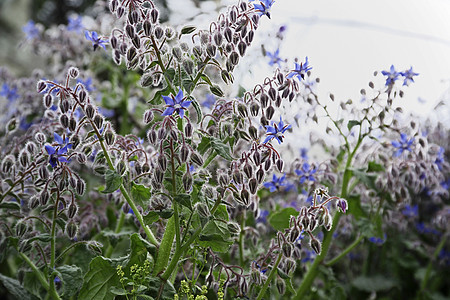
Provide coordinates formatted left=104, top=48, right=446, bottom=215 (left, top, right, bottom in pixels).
left=169, top=0, right=450, bottom=122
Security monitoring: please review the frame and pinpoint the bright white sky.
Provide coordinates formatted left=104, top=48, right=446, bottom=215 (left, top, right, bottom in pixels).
left=169, top=0, right=450, bottom=120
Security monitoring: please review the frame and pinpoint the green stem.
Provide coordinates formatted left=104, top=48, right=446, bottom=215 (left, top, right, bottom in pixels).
left=418, top=235, right=447, bottom=298
left=239, top=213, right=245, bottom=266
left=256, top=251, right=283, bottom=300
left=49, top=192, right=60, bottom=298
left=325, top=235, right=364, bottom=266
left=105, top=210, right=126, bottom=258
left=294, top=137, right=363, bottom=299
left=153, top=216, right=176, bottom=276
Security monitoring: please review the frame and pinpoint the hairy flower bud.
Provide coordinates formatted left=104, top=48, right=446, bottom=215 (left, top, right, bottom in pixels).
left=68, top=67, right=79, bottom=79
left=109, top=0, right=118, bottom=12
left=37, top=80, right=46, bottom=93
left=154, top=26, right=164, bottom=39
left=29, top=195, right=39, bottom=210
left=116, top=160, right=127, bottom=176
left=43, top=93, right=53, bottom=108
left=65, top=220, right=78, bottom=239
left=237, top=102, right=248, bottom=118
left=76, top=179, right=86, bottom=195
left=69, top=116, right=77, bottom=132
left=310, top=238, right=321, bottom=255
left=249, top=178, right=258, bottom=194
left=15, top=220, right=28, bottom=237
left=240, top=188, right=250, bottom=206
left=180, top=144, right=190, bottom=162
left=250, top=101, right=260, bottom=117
left=251, top=268, right=262, bottom=285
left=230, top=51, right=239, bottom=65
left=195, top=202, right=210, bottom=218
left=94, top=114, right=104, bottom=130
left=227, top=222, right=241, bottom=235
left=78, top=89, right=87, bottom=103
left=150, top=8, right=159, bottom=24
left=67, top=202, right=78, bottom=219
left=147, top=129, right=157, bottom=144
left=260, top=93, right=269, bottom=108
left=276, top=159, right=284, bottom=172
left=85, top=104, right=95, bottom=119
left=19, top=149, right=30, bottom=168
left=129, top=10, right=139, bottom=24
left=238, top=40, right=247, bottom=56
left=243, top=162, right=253, bottom=178
left=157, top=154, right=167, bottom=171
left=143, top=109, right=154, bottom=124
left=256, top=166, right=264, bottom=183
left=265, top=105, right=275, bottom=120
left=104, top=128, right=116, bottom=146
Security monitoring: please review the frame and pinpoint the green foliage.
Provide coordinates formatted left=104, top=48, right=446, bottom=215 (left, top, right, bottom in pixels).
left=268, top=207, right=299, bottom=231
left=102, top=169, right=122, bottom=194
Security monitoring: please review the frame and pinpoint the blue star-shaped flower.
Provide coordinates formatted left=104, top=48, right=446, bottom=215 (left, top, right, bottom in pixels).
left=45, top=133, right=72, bottom=168
left=400, top=66, right=419, bottom=86
left=84, top=30, right=108, bottom=51
left=295, top=162, right=317, bottom=184
left=22, top=20, right=39, bottom=40
left=161, top=88, right=192, bottom=119
left=0, top=83, right=19, bottom=102
left=286, top=57, right=312, bottom=82
left=381, top=65, right=400, bottom=86
left=202, top=94, right=216, bottom=109
left=391, top=133, right=414, bottom=157
left=67, top=15, right=83, bottom=33
left=402, top=204, right=418, bottom=218
left=263, top=174, right=287, bottom=192
left=266, top=49, right=282, bottom=67
left=252, top=0, right=275, bottom=18
left=263, top=117, right=291, bottom=144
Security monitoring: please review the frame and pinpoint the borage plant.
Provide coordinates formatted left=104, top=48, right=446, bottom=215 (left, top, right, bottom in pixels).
left=0, top=0, right=448, bottom=299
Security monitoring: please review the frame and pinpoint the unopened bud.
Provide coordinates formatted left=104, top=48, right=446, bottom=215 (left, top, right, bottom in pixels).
left=249, top=178, right=258, bottom=194
left=68, top=67, right=79, bottom=79
left=195, top=202, right=210, bottom=218
left=227, top=222, right=241, bottom=235
left=243, top=162, right=253, bottom=178
left=67, top=202, right=78, bottom=219
left=310, top=238, right=321, bottom=255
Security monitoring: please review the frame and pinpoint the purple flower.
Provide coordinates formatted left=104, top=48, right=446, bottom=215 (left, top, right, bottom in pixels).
left=402, top=204, right=418, bottom=218
left=0, top=83, right=19, bottom=102
left=368, top=235, right=386, bottom=245
left=295, top=162, right=317, bottom=184
left=391, top=133, right=414, bottom=157
left=263, top=174, right=287, bottom=192
left=301, top=250, right=316, bottom=263
left=67, top=15, right=83, bottom=33
left=415, top=222, right=441, bottom=236
left=381, top=65, right=400, bottom=86
left=300, top=148, right=308, bottom=160
left=336, top=198, right=348, bottom=213
left=161, top=88, right=192, bottom=118
left=266, top=49, right=282, bottom=67
left=202, top=94, right=216, bottom=109
left=77, top=77, right=94, bottom=92
left=84, top=30, right=108, bottom=51
left=400, top=67, right=419, bottom=86
left=256, top=209, right=269, bottom=223
left=286, top=57, right=312, bottom=82
left=22, top=20, right=39, bottom=40
left=45, top=133, right=72, bottom=168
left=252, top=0, right=275, bottom=19
left=263, top=117, right=291, bottom=144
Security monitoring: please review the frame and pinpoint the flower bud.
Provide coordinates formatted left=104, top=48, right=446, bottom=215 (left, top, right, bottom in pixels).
left=224, top=27, right=233, bottom=43
left=76, top=179, right=86, bottom=195
left=78, top=89, right=87, bottom=103
left=250, top=101, right=260, bottom=117
left=337, top=198, right=348, bottom=213
left=265, top=105, right=275, bottom=120
left=289, top=227, right=300, bottom=243
left=276, top=159, right=284, bottom=172
left=65, top=220, right=78, bottom=239
left=129, top=10, right=139, bottom=24
left=179, top=144, right=190, bottom=162
left=282, top=242, right=293, bottom=258
left=150, top=8, right=159, bottom=24
left=19, top=149, right=30, bottom=168
left=276, top=277, right=286, bottom=295
left=243, top=162, right=253, bottom=178
left=43, top=93, right=53, bottom=108
left=127, top=47, right=137, bottom=62
left=132, top=35, right=141, bottom=49
left=19, top=240, right=32, bottom=253
left=154, top=26, right=164, bottom=39
left=94, top=114, right=104, bottom=130
left=109, top=0, right=118, bottom=12
left=218, top=171, right=229, bottom=186
left=158, top=126, right=167, bottom=140
left=143, top=109, right=154, bottom=124
left=251, top=268, right=262, bottom=285
left=15, top=220, right=28, bottom=237
left=249, top=178, right=258, bottom=194
left=240, top=188, right=250, bottom=206
left=264, top=157, right=271, bottom=171
left=116, top=160, right=127, bottom=176
left=116, top=6, right=125, bottom=18
left=67, top=202, right=78, bottom=219
left=147, top=129, right=157, bottom=144
left=214, top=31, right=223, bottom=46
left=252, top=150, right=261, bottom=165
left=157, top=154, right=167, bottom=171
left=232, top=170, right=243, bottom=185
left=256, top=166, right=264, bottom=183
left=40, top=190, right=50, bottom=205
left=284, top=258, right=296, bottom=274
left=190, top=152, right=204, bottom=166
left=29, top=195, right=39, bottom=210
left=195, top=202, right=210, bottom=218
left=154, top=167, right=164, bottom=184
left=230, top=51, right=239, bottom=65
left=237, top=102, right=248, bottom=118
left=69, top=116, right=77, bottom=132
left=183, top=169, right=193, bottom=192
left=37, top=80, right=46, bottom=93
left=206, top=44, right=216, bottom=57
left=68, top=67, right=79, bottom=79
left=85, top=104, right=95, bottom=119
left=143, top=19, right=152, bottom=36
left=184, top=122, right=193, bottom=138
left=104, top=128, right=115, bottom=146
left=260, top=93, right=269, bottom=108
left=35, top=132, right=46, bottom=144
left=310, top=238, right=321, bottom=255
left=227, top=222, right=241, bottom=235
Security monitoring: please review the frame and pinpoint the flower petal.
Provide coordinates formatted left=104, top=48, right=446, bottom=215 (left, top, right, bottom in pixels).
left=45, top=145, right=56, bottom=155
left=162, top=107, right=175, bottom=116
left=162, top=95, right=174, bottom=106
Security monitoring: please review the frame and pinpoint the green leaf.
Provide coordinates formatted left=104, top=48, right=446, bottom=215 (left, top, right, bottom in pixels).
left=0, top=274, right=37, bottom=300
left=213, top=204, right=229, bottom=221
left=0, top=201, right=21, bottom=210
left=368, top=161, right=385, bottom=172
left=347, top=120, right=361, bottom=131
left=210, top=85, right=224, bottom=97
left=352, top=275, right=397, bottom=292
left=164, top=68, right=176, bottom=82
left=210, top=138, right=234, bottom=161
left=56, top=265, right=83, bottom=298
left=147, top=276, right=175, bottom=299
left=198, top=220, right=233, bottom=253
left=347, top=194, right=366, bottom=220
left=102, top=169, right=122, bottom=194
left=348, top=168, right=378, bottom=191
left=144, top=211, right=160, bottom=225
left=127, top=233, right=156, bottom=270
left=191, top=99, right=203, bottom=124
left=197, top=136, right=211, bottom=155
left=131, top=182, right=151, bottom=207
left=78, top=256, right=121, bottom=300
left=174, top=194, right=192, bottom=210
left=180, top=25, right=196, bottom=35
left=200, top=73, right=213, bottom=86
left=268, top=207, right=299, bottom=232
left=109, top=286, right=127, bottom=295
